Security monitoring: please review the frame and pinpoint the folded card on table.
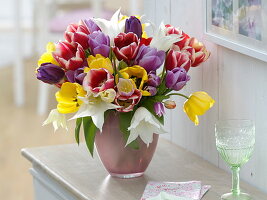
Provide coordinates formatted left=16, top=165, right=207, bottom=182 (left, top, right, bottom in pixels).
left=141, top=181, right=211, bottom=200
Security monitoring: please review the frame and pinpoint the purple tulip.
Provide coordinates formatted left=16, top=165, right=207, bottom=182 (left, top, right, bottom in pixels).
left=82, top=19, right=101, bottom=33
left=88, top=31, right=110, bottom=57
left=36, top=63, right=65, bottom=84
left=165, top=68, right=190, bottom=91
left=125, top=16, right=142, bottom=38
left=65, top=68, right=86, bottom=85
left=135, top=45, right=165, bottom=72
left=147, top=71, right=161, bottom=87
left=153, top=102, right=165, bottom=117
left=144, top=86, right=157, bottom=96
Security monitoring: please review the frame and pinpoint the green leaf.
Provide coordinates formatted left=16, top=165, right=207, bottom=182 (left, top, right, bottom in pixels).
left=83, top=117, right=98, bottom=157
left=119, top=112, right=139, bottom=149
left=85, top=49, right=91, bottom=58
left=75, top=118, right=83, bottom=145
left=142, top=99, right=164, bottom=125
left=118, top=61, right=128, bottom=70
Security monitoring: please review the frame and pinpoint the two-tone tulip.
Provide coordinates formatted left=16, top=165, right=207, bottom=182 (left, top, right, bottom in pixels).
left=115, top=78, right=142, bottom=112
left=88, top=31, right=110, bottom=58
left=83, top=68, right=114, bottom=93
left=165, top=49, right=191, bottom=71
left=165, top=24, right=190, bottom=50
left=185, top=37, right=210, bottom=67
left=36, top=63, right=65, bottom=84
left=64, top=22, right=90, bottom=49
left=134, top=45, right=165, bottom=72
left=113, top=32, right=139, bottom=64
left=53, top=42, right=86, bottom=70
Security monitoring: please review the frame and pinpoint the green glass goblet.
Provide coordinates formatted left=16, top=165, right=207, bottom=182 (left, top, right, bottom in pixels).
left=215, top=119, right=255, bottom=200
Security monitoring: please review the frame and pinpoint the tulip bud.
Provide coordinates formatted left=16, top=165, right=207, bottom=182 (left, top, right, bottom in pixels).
left=164, top=100, right=176, bottom=109
left=125, top=16, right=142, bottom=39
left=36, top=63, right=65, bottom=84
left=153, top=102, right=165, bottom=117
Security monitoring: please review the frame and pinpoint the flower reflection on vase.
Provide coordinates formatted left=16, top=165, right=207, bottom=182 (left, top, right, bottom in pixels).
left=35, top=9, right=215, bottom=178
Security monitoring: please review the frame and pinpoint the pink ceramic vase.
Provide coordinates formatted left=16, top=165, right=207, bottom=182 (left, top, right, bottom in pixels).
left=95, top=111, right=159, bottom=178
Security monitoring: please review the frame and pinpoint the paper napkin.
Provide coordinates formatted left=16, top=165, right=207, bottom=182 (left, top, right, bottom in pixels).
left=141, top=181, right=211, bottom=200
left=147, top=192, right=192, bottom=200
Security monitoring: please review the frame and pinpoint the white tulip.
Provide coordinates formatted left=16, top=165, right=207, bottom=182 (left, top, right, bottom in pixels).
left=70, top=93, right=120, bottom=132
left=92, top=8, right=126, bottom=45
left=43, top=109, right=68, bottom=132
left=150, top=22, right=182, bottom=52
left=127, top=107, right=167, bottom=146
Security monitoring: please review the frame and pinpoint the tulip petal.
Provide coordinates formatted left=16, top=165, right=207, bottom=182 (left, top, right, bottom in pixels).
left=127, top=107, right=167, bottom=146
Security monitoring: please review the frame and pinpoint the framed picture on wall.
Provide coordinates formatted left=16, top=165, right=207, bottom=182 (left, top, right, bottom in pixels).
left=204, top=0, right=267, bottom=62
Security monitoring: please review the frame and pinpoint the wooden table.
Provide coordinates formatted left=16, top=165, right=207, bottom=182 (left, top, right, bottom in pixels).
left=22, top=139, right=267, bottom=200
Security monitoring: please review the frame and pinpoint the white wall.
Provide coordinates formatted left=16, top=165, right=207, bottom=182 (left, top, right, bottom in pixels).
left=144, top=0, right=267, bottom=194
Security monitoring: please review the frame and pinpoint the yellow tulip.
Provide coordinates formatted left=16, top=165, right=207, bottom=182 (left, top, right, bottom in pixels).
left=56, top=82, right=86, bottom=114
left=183, top=91, right=215, bottom=126
left=119, top=65, right=150, bottom=96
left=85, top=54, right=113, bottom=74
left=38, top=42, right=59, bottom=66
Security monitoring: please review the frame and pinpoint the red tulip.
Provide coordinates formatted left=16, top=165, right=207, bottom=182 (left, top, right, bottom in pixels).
left=185, top=37, right=210, bottom=67
left=53, top=42, right=86, bottom=70
left=140, top=37, right=152, bottom=46
left=165, top=49, right=191, bottom=71
left=64, top=22, right=90, bottom=49
left=113, top=32, right=139, bottom=64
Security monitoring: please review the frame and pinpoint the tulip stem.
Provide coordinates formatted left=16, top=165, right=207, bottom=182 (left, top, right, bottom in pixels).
left=167, top=93, right=189, bottom=99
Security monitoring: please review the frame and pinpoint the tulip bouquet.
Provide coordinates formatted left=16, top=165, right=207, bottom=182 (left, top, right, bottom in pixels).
left=36, top=10, right=214, bottom=156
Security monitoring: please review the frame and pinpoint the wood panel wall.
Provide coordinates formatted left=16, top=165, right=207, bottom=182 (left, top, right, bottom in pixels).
left=144, top=0, right=267, bottom=193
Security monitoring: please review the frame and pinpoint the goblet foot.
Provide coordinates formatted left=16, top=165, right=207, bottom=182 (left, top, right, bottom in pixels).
left=221, top=192, right=252, bottom=200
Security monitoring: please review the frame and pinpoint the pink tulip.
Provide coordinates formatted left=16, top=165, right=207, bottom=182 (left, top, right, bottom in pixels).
left=64, top=22, right=90, bottom=49
left=53, top=42, right=86, bottom=70
left=83, top=68, right=114, bottom=93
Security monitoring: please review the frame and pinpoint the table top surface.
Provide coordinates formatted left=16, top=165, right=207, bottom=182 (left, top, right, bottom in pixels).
left=22, top=139, right=267, bottom=200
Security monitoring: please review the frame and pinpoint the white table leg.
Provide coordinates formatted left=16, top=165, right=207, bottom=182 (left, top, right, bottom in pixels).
left=37, top=82, right=50, bottom=115
left=37, top=0, right=50, bottom=115
left=14, top=0, right=25, bottom=106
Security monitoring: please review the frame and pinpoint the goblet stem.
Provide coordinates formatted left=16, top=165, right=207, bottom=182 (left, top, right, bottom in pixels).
left=231, top=166, right=240, bottom=196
